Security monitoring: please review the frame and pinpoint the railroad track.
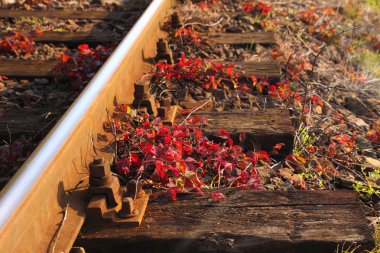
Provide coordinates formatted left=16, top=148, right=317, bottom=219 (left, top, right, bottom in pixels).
left=0, top=0, right=376, bottom=252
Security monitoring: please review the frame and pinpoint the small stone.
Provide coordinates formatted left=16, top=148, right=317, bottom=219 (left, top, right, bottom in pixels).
left=246, top=25, right=255, bottom=31
left=0, top=82, right=5, bottom=92
left=362, top=149, right=378, bottom=158
left=279, top=180, right=293, bottom=190
left=23, top=89, right=40, bottom=100
left=212, top=89, right=226, bottom=100
left=364, top=157, right=380, bottom=169
left=204, top=92, right=212, bottom=98
left=264, top=184, right=276, bottom=190
left=256, top=166, right=270, bottom=179
left=240, top=16, right=255, bottom=25
left=19, top=80, right=29, bottom=86
left=270, top=176, right=283, bottom=186
left=356, top=137, right=373, bottom=149
left=235, top=48, right=244, bottom=56
left=290, top=174, right=304, bottom=186
left=346, top=114, right=369, bottom=129
left=198, top=49, right=210, bottom=58
left=36, top=3, right=47, bottom=10
left=54, top=1, right=63, bottom=8
left=279, top=168, right=293, bottom=180
left=5, top=80, right=18, bottom=88
left=194, top=86, right=203, bottom=96
left=374, top=202, right=380, bottom=213
left=313, top=105, right=323, bottom=115
left=216, top=47, right=225, bottom=58
left=227, top=51, right=234, bottom=59
left=47, top=91, right=69, bottom=101
left=344, top=97, right=377, bottom=118
left=255, top=45, right=266, bottom=54
left=82, top=1, right=90, bottom=8
left=34, top=78, right=49, bottom=85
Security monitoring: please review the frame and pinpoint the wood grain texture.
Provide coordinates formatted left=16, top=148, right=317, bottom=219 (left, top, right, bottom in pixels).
left=234, top=61, right=280, bottom=79
left=77, top=190, right=374, bottom=253
left=0, top=30, right=119, bottom=45
left=210, top=32, right=276, bottom=45
left=0, top=108, right=52, bottom=139
left=0, top=60, right=56, bottom=77
left=182, top=108, right=294, bottom=151
left=0, top=9, right=136, bottom=20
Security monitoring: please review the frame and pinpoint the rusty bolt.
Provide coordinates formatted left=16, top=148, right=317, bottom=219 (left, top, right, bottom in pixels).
left=156, top=39, right=173, bottom=65
left=117, top=197, right=139, bottom=218
left=134, top=81, right=150, bottom=96
left=89, top=157, right=111, bottom=178
left=126, top=180, right=145, bottom=199
left=171, top=12, right=182, bottom=28
left=157, top=38, right=169, bottom=54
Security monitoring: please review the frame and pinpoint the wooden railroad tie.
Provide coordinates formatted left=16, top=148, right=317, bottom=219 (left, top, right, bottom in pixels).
left=236, top=61, right=280, bottom=79
left=224, top=61, right=281, bottom=82
left=208, top=32, right=280, bottom=81
left=0, top=108, right=55, bottom=140
left=0, top=30, right=121, bottom=46
left=0, top=9, right=139, bottom=21
left=77, top=190, right=375, bottom=253
left=209, top=31, right=277, bottom=46
left=0, top=60, right=57, bottom=77
left=177, top=108, right=294, bottom=153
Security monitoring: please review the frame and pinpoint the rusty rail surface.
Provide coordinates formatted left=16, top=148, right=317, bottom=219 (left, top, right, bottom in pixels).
left=0, top=0, right=173, bottom=252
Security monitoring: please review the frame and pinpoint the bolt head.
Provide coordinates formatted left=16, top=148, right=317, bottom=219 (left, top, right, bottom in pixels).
left=134, top=81, right=149, bottom=95
left=158, top=107, right=168, bottom=119
left=89, top=158, right=111, bottom=178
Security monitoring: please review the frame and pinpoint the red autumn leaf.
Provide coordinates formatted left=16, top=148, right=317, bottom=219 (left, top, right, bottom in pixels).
left=215, top=128, right=230, bottom=140
left=256, top=150, right=270, bottom=162
left=31, top=28, right=43, bottom=37
left=269, top=85, right=277, bottom=93
left=225, top=67, right=234, bottom=76
left=166, top=187, right=177, bottom=201
left=146, top=129, right=156, bottom=139
left=78, top=44, right=90, bottom=51
left=57, top=54, right=71, bottom=63
left=328, top=143, right=336, bottom=156
left=197, top=2, right=207, bottom=10
left=332, top=135, right=353, bottom=145
left=315, top=165, right=324, bottom=172
left=219, top=128, right=230, bottom=136
left=273, top=143, right=284, bottom=150
left=211, top=192, right=226, bottom=201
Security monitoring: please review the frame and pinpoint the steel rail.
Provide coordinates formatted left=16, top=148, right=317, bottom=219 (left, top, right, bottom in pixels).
left=0, top=0, right=164, bottom=229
